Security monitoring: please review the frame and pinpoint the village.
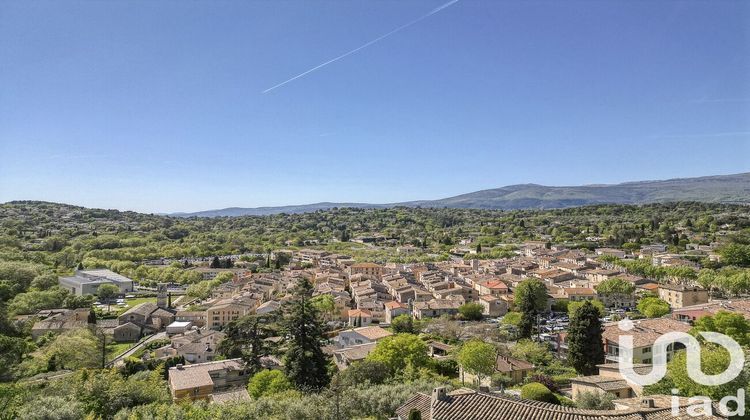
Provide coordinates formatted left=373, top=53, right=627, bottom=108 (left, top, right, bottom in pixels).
left=24, top=235, right=747, bottom=419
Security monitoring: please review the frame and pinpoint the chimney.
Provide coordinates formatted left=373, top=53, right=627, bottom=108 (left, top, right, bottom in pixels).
left=431, top=387, right=448, bottom=405
left=641, top=398, right=655, bottom=408
left=176, top=364, right=184, bottom=370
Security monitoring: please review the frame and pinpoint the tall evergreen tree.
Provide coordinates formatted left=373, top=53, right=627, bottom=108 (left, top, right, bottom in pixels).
left=210, top=256, right=220, bottom=268
left=515, top=278, right=547, bottom=339
left=219, top=315, right=268, bottom=374
left=283, top=278, right=330, bottom=390
left=567, top=300, right=605, bottom=375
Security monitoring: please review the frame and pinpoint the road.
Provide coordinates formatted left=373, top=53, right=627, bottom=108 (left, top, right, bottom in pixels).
left=108, top=331, right=167, bottom=367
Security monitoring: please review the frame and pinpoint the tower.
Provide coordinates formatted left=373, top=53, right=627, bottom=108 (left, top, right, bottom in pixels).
left=156, top=283, right=168, bottom=308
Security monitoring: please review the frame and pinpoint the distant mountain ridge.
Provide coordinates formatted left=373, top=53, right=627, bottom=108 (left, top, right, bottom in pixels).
left=171, top=172, right=750, bottom=217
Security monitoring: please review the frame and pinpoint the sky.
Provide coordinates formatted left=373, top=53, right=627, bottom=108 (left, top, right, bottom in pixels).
left=1, top=0, right=749, bottom=214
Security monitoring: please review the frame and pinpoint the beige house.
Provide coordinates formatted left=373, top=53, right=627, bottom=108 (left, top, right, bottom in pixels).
left=332, top=342, right=377, bottom=370
left=602, top=318, right=691, bottom=364
left=175, top=311, right=207, bottom=328
left=474, top=280, right=509, bottom=297
left=349, top=262, right=384, bottom=279
left=658, top=284, right=709, bottom=309
left=168, top=359, right=249, bottom=401
left=384, top=301, right=409, bottom=323
left=460, top=355, right=533, bottom=387
left=206, top=298, right=256, bottom=329
left=412, top=299, right=462, bottom=319
left=156, top=328, right=226, bottom=364
left=334, top=325, right=393, bottom=348
left=347, top=308, right=373, bottom=327
left=479, top=295, right=508, bottom=317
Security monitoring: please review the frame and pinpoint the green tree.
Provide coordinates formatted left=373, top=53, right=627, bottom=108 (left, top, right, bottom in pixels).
left=515, top=278, right=547, bottom=338
left=367, top=333, right=429, bottom=374
left=594, top=278, right=635, bottom=307
left=500, top=311, right=522, bottom=327
left=310, top=294, right=336, bottom=321
left=567, top=299, right=604, bottom=318
left=691, top=310, right=750, bottom=347
left=457, top=340, right=496, bottom=386
left=718, top=243, right=750, bottom=267
left=458, top=302, right=484, bottom=321
left=510, top=339, right=552, bottom=366
left=219, top=315, right=270, bottom=374
left=0, top=336, right=28, bottom=380
left=20, top=328, right=100, bottom=375
left=391, top=314, right=418, bottom=334
left=282, top=278, right=330, bottom=390
left=567, top=300, right=604, bottom=375
left=247, top=369, right=292, bottom=399
left=644, top=344, right=750, bottom=408
left=7, top=288, right=69, bottom=315
left=96, top=283, right=120, bottom=312
left=337, top=359, right=391, bottom=386
left=636, top=296, right=670, bottom=318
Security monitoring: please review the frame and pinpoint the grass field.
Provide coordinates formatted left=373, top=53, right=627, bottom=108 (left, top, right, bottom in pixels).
left=113, top=296, right=158, bottom=315
left=105, top=342, right=133, bottom=361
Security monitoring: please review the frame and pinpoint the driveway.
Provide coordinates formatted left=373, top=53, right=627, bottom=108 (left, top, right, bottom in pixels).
left=108, top=331, right=168, bottom=367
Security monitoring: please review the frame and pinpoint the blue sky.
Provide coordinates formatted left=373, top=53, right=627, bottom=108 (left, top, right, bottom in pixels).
left=1, top=0, right=748, bottom=213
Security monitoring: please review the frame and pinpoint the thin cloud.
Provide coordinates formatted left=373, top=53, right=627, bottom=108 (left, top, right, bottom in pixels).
left=262, top=0, right=461, bottom=94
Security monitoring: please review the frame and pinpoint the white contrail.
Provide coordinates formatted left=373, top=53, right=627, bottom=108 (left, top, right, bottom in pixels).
left=262, top=0, right=461, bottom=94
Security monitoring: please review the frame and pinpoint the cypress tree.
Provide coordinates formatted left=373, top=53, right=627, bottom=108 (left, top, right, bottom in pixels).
left=283, top=278, right=330, bottom=390
left=567, top=300, right=605, bottom=375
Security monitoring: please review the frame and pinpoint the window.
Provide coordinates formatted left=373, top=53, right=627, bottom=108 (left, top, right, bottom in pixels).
left=643, top=347, right=651, bottom=354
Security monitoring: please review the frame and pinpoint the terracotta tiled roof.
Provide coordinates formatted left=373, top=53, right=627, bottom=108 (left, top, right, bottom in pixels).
left=347, top=309, right=373, bottom=317
left=395, top=393, right=431, bottom=420
left=494, top=355, right=533, bottom=373
left=168, top=358, right=245, bottom=391
left=569, top=375, right=630, bottom=391
left=352, top=326, right=393, bottom=341
left=397, top=389, right=727, bottom=420
left=333, top=342, right=376, bottom=361
left=602, top=318, right=691, bottom=348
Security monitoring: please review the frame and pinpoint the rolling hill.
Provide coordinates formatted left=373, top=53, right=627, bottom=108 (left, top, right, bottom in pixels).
left=172, top=172, right=750, bottom=217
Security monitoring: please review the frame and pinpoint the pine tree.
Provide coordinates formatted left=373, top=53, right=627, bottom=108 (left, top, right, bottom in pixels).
left=210, top=256, right=220, bottom=268
left=218, top=315, right=268, bottom=375
left=567, top=300, right=605, bottom=375
left=283, top=278, right=330, bottom=390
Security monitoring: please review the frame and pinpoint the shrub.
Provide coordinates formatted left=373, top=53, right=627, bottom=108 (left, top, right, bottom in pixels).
left=337, top=360, right=391, bottom=386
left=576, top=391, right=615, bottom=410
left=248, top=370, right=292, bottom=399
left=520, top=382, right=559, bottom=404
left=458, top=303, right=484, bottom=321
left=526, top=373, right=558, bottom=393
